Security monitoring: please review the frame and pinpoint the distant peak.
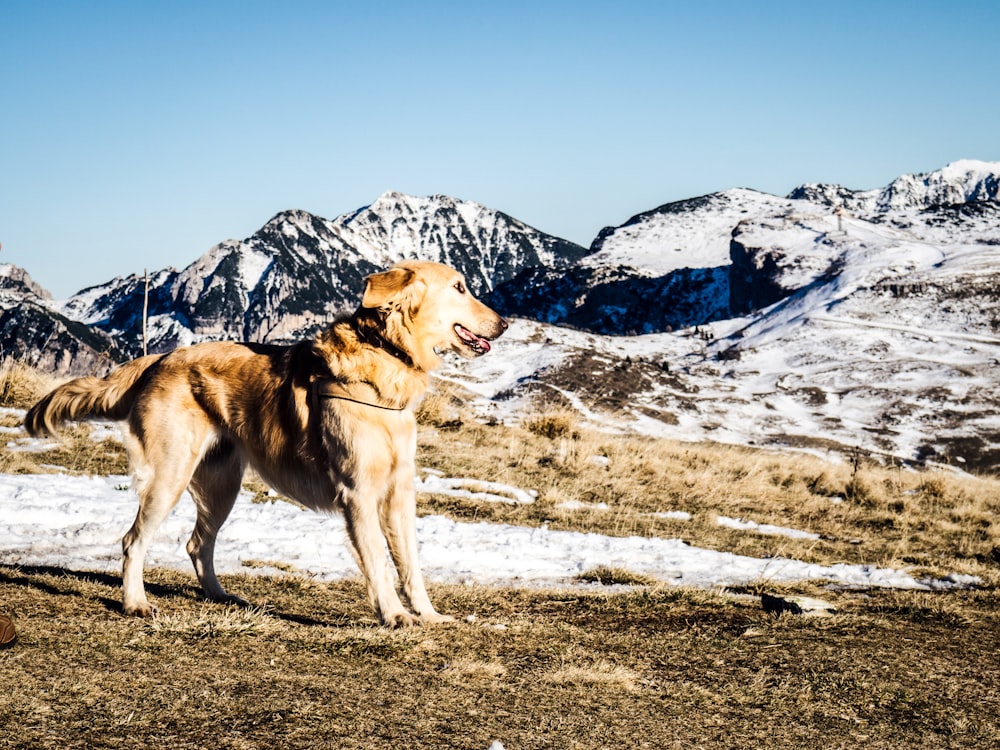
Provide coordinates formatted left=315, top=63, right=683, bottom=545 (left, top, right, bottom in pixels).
left=936, top=159, right=1000, bottom=178
left=263, top=208, right=316, bottom=226
left=371, top=190, right=434, bottom=206
left=366, top=191, right=428, bottom=215
left=943, top=158, right=1000, bottom=169
left=373, top=189, right=410, bottom=202
left=365, top=191, right=497, bottom=223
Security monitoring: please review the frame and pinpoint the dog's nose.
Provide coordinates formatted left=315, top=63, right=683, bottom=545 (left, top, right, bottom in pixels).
left=499, top=318, right=509, bottom=332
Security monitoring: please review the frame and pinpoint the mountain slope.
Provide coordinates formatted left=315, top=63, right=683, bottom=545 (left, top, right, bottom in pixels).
left=452, top=235, right=1000, bottom=470
left=59, top=193, right=588, bottom=358
left=448, top=163, right=1000, bottom=470
left=0, top=264, right=121, bottom=375
left=489, top=189, right=805, bottom=333
left=585, top=188, right=795, bottom=275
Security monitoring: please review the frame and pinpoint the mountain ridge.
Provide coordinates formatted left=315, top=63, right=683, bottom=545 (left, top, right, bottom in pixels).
left=2, top=160, right=998, bottom=469
left=788, top=158, right=1000, bottom=214
left=42, top=192, right=589, bottom=360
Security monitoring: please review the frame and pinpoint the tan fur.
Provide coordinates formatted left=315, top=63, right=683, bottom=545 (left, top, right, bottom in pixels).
left=24, top=261, right=508, bottom=627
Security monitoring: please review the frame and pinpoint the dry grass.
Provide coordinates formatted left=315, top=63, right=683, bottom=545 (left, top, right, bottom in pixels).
left=2, top=369, right=1000, bottom=747
left=143, top=605, right=287, bottom=640
left=0, top=415, right=129, bottom=477
left=521, top=408, right=581, bottom=440
left=545, top=660, right=643, bottom=692
left=0, top=359, right=128, bottom=476
left=417, top=398, right=1000, bottom=588
left=0, top=356, right=59, bottom=409
left=1, top=567, right=999, bottom=749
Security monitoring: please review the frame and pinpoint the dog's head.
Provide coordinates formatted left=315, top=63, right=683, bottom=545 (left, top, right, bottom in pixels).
left=360, top=261, right=508, bottom=370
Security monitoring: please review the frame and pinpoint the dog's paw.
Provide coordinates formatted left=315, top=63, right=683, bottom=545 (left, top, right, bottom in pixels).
left=123, top=601, right=159, bottom=619
left=419, top=611, right=456, bottom=625
left=382, top=611, right=421, bottom=629
left=210, top=593, right=251, bottom=608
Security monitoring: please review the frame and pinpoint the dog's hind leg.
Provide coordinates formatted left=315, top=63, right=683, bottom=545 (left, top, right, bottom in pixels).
left=187, top=438, right=248, bottom=607
left=121, top=428, right=207, bottom=618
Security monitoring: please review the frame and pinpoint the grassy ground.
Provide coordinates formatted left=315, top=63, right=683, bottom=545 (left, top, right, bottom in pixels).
left=415, top=391, right=1000, bottom=588
left=2, top=361, right=1000, bottom=748
left=2, top=567, right=999, bottom=749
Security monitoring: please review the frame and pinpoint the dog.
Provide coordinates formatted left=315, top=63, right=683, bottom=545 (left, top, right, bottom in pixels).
left=25, top=261, right=508, bottom=627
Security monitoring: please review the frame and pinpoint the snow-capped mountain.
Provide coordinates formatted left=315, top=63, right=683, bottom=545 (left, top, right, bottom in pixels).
left=328, top=192, right=586, bottom=294
left=455, top=161, right=1000, bottom=471
left=0, top=264, right=122, bottom=374
left=789, top=159, right=1000, bottom=215
left=0, top=264, right=50, bottom=303
left=585, top=189, right=796, bottom=276
left=488, top=189, right=806, bottom=333
left=57, top=193, right=588, bottom=358
left=491, top=160, right=1000, bottom=335
left=4, top=161, right=998, bottom=470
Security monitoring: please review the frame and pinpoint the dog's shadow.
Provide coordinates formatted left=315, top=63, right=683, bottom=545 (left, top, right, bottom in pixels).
left=0, top=564, right=347, bottom=628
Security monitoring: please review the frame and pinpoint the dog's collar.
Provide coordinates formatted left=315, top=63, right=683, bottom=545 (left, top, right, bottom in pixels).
left=314, top=379, right=408, bottom=412
left=353, top=321, right=417, bottom=370
left=370, top=338, right=416, bottom=370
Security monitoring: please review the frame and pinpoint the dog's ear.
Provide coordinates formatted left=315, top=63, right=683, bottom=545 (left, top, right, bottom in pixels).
left=362, top=267, right=426, bottom=311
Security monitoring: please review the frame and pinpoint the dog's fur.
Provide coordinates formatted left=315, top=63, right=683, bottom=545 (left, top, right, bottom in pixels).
left=24, top=261, right=507, bottom=627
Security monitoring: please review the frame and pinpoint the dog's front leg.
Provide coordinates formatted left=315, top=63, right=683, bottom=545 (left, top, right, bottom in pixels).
left=380, top=467, right=454, bottom=625
left=342, top=491, right=418, bottom=628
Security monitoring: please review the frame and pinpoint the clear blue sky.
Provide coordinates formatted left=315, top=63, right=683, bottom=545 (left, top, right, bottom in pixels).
left=3, top=0, right=998, bottom=298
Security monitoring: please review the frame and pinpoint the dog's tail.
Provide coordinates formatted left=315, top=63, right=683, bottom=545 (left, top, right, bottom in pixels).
left=24, top=355, right=165, bottom=438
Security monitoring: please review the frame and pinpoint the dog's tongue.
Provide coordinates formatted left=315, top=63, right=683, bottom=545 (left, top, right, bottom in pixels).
left=457, top=325, right=491, bottom=352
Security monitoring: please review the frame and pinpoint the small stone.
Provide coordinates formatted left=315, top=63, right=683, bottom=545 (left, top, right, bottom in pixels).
left=761, top=593, right=836, bottom=617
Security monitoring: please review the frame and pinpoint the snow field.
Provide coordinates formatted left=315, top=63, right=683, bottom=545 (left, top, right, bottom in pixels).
left=0, top=472, right=974, bottom=594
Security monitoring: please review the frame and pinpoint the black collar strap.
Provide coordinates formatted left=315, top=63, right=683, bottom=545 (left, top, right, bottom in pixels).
left=315, top=379, right=408, bottom=411
left=355, top=324, right=417, bottom=370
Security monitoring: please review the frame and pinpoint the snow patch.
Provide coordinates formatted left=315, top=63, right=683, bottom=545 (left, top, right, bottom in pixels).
left=716, top=515, right=820, bottom=540
left=0, top=473, right=972, bottom=592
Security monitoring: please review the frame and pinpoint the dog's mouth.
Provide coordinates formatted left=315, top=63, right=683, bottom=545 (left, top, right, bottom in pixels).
left=454, top=324, right=493, bottom=355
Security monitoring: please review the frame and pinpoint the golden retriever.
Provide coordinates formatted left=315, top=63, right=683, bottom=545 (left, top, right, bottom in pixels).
left=25, top=261, right=508, bottom=627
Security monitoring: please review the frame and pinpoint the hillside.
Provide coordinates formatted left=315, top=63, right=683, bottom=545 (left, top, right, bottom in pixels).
left=2, top=160, right=998, bottom=469
left=448, top=226, right=1000, bottom=470
left=450, top=161, right=1000, bottom=470
left=2, top=375, right=1000, bottom=749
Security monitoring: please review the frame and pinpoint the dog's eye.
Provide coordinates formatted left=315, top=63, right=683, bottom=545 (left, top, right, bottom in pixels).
left=454, top=281, right=466, bottom=294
